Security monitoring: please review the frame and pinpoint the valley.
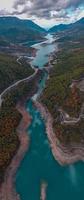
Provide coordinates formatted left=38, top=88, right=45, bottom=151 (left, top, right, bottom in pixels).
left=0, top=16, right=84, bottom=200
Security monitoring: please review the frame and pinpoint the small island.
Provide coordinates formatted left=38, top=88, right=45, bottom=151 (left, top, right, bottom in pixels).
left=40, top=181, right=48, bottom=200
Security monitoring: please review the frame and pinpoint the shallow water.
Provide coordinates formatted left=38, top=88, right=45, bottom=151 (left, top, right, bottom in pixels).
left=16, top=34, right=84, bottom=200
left=31, top=34, right=56, bottom=68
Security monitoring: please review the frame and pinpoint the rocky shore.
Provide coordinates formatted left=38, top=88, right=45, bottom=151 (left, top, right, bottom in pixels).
left=0, top=101, right=31, bottom=200
left=34, top=100, right=84, bottom=166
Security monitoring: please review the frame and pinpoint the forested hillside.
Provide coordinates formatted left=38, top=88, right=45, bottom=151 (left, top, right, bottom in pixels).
left=0, top=56, right=43, bottom=185
left=0, top=54, right=34, bottom=93
left=0, top=53, right=33, bottom=184
left=42, top=31, right=84, bottom=147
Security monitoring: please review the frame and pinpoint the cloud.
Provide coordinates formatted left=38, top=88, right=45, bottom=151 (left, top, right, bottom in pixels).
left=12, top=0, right=84, bottom=19
left=13, top=0, right=27, bottom=9
left=0, top=0, right=84, bottom=26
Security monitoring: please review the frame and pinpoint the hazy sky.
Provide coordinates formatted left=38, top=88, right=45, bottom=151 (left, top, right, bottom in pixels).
left=0, top=0, right=84, bottom=28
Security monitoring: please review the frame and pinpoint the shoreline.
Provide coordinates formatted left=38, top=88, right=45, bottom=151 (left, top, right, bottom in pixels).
left=32, top=46, right=84, bottom=166
left=34, top=100, right=84, bottom=166
left=0, top=68, right=43, bottom=199
left=0, top=101, right=31, bottom=200
left=0, top=36, right=57, bottom=199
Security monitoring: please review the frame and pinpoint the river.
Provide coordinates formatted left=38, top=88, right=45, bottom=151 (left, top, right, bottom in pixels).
left=15, top=34, right=84, bottom=200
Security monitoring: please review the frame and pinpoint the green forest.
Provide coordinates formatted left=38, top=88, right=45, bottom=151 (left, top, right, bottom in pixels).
left=0, top=53, right=43, bottom=185
left=0, top=54, right=34, bottom=93
left=42, top=41, right=84, bottom=147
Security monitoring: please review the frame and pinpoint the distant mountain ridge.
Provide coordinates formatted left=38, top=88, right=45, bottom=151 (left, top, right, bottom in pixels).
left=0, top=16, right=46, bottom=33
left=49, top=17, right=84, bottom=33
left=0, top=16, right=84, bottom=46
left=0, top=16, right=46, bottom=45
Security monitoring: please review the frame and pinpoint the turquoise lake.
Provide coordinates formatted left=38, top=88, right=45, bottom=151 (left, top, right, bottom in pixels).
left=16, top=34, right=84, bottom=200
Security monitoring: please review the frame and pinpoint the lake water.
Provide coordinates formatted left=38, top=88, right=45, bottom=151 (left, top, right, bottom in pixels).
left=16, top=34, right=84, bottom=200
left=31, top=34, right=56, bottom=68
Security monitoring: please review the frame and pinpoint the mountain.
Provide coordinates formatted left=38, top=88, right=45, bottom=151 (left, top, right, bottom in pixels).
left=49, top=17, right=84, bottom=33
left=0, top=16, right=46, bottom=45
left=0, top=17, right=46, bottom=33
left=51, top=17, right=84, bottom=51
left=49, top=24, right=68, bottom=33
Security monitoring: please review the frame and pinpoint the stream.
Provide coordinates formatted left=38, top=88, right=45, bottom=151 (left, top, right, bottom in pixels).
left=15, top=34, right=84, bottom=200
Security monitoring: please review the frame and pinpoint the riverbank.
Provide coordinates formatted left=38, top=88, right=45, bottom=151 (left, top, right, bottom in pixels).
left=0, top=67, right=44, bottom=199
left=34, top=101, right=84, bottom=165
left=0, top=101, right=31, bottom=200
left=0, top=34, right=61, bottom=199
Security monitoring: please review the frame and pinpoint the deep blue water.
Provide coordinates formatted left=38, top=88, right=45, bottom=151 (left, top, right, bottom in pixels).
left=16, top=34, right=84, bottom=200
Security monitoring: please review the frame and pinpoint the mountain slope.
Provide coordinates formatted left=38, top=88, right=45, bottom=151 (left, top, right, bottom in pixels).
left=0, top=17, right=46, bottom=45
left=42, top=20, right=84, bottom=152
left=49, top=24, right=68, bottom=33
left=0, top=17, right=46, bottom=32
left=49, top=17, right=84, bottom=33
